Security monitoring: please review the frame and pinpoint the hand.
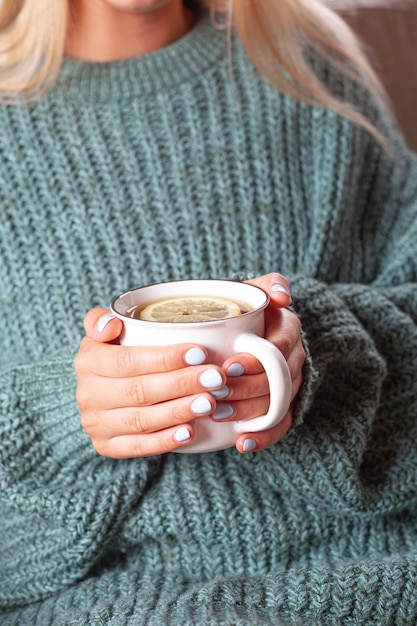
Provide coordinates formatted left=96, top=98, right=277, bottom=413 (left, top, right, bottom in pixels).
left=218, top=273, right=305, bottom=454
left=75, top=309, right=226, bottom=458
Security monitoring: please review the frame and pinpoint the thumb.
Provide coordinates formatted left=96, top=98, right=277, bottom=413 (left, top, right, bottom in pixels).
left=83, top=307, right=123, bottom=343
left=246, top=273, right=292, bottom=308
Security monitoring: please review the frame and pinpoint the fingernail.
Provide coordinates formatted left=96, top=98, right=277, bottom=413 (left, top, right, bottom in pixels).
left=191, top=396, right=212, bottom=415
left=200, top=369, right=223, bottom=389
left=213, top=403, right=235, bottom=420
left=271, top=284, right=291, bottom=298
left=185, top=347, right=207, bottom=366
left=174, top=426, right=191, bottom=443
left=226, top=363, right=245, bottom=377
left=242, top=438, right=257, bottom=452
left=97, top=313, right=116, bottom=333
left=211, top=385, right=230, bottom=400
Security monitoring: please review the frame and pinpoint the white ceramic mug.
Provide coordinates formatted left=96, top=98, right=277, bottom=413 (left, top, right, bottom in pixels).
left=111, top=279, right=292, bottom=453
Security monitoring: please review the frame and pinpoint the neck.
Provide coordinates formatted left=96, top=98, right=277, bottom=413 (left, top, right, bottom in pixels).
left=65, top=1, right=196, bottom=62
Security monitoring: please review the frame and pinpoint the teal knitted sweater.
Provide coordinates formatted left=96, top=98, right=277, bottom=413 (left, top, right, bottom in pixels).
left=1, top=13, right=417, bottom=626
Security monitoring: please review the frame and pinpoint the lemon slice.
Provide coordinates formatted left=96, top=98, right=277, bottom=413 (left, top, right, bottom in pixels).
left=139, top=295, right=242, bottom=323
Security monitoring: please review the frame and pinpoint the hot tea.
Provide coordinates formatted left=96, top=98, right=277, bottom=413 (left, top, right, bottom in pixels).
left=127, top=295, right=252, bottom=323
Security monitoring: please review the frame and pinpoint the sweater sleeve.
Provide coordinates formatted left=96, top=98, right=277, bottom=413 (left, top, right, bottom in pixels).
left=287, top=126, right=417, bottom=511
left=0, top=351, right=163, bottom=609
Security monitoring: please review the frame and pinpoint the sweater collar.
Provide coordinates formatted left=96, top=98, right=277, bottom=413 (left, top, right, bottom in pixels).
left=56, top=13, right=227, bottom=102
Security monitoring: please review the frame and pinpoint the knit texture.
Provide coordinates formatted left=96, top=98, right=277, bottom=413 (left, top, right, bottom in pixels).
left=1, top=13, right=417, bottom=626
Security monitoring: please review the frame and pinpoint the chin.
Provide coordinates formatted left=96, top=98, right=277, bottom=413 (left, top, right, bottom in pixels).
left=106, top=0, right=173, bottom=12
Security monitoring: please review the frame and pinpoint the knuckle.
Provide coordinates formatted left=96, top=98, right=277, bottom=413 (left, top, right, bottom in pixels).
left=74, top=338, right=96, bottom=375
left=92, top=438, right=110, bottom=457
left=158, top=347, right=176, bottom=372
left=74, top=348, right=88, bottom=376
left=278, top=336, right=292, bottom=360
left=126, top=378, right=148, bottom=405
left=80, top=409, right=99, bottom=434
left=117, top=347, right=139, bottom=376
left=171, top=403, right=190, bottom=424
left=171, top=370, right=191, bottom=397
left=75, top=384, right=90, bottom=410
left=79, top=408, right=89, bottom=429
left=299, top=343, right=307, bottom=366
left=128, top=409, right=152, bottom=433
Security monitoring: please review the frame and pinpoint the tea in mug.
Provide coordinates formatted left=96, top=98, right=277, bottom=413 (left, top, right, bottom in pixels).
left=128, top=295, right=252, bottom=323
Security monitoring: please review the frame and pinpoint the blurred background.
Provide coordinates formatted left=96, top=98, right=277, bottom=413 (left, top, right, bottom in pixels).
left=330, top=0, right=417, bottom=152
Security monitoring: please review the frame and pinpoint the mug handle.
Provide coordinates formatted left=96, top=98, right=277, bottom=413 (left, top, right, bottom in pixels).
left=231, top=332, right=292, bottom=434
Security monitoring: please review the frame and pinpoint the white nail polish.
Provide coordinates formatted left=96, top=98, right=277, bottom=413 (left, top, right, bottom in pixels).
left=200, top=369, right=223, bottom=389
left=185, top=347, right=206, bottom=366
left=271, top=284, right=291, bottom=298
left=211, top=385, right=230, bottom=400
left=191, top=396, right=212, bottom=415
left=174, top=426, right=191, bottom=443
left=226, top=363, right=245, bottom=377
left=243, top=438, right=257, bottom=452
left=97, top=313, right=115, bottom=333
left=213, top=403, right=235, bottom=420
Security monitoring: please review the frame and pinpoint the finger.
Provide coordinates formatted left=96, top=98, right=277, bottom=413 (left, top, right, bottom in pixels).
left=246, top=273, right=291, bottom=307
left=222, top=310, right=300, bottom=376
left=93, top=424, right=195, bottom=459
left=75, top=336, right=209, bottom=377
left=82, top=393, right=215, bottom=438
left=286, top=348, right=305, bottom=400
left=214, top=371, right=269, bottom=403
left=264, top=309, right=302, bottom=361
left=78, top=365, right=225, bottom=410
left=221, top=355, right=302, bottom=405
left=222, top=352, right=263, bottom=377
left=211, top=394, right=270, bottom=423
left=84, top=308, right=123, bottom=343
left=235, top=409, right=293, bottom=454
left=222, top=343, right=292, bottom=380
left=222, top=353, right=303, bottom=410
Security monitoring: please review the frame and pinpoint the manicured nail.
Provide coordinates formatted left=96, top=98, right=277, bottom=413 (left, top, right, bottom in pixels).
left=97, top=313, right=116, bottom=333
left=185, top=347, right=207, bottom=365
left=271, top=284, right=291, bottom=298
left=191, top=396, right=212, bottom=415
left=226, top=363, right=245, bottom=377
left=211, top=385, right=230, bottom=400
left=213, top=403, right=235, bottom=420
left=242, top=438, right=257, bottom=452
left=174, top=426, right=191, bottom=443
left=200, top=369, right=223, bottom=389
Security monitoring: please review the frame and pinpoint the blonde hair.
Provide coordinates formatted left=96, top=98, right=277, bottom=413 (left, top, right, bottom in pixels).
left=0, top=0, right=68, bottom=102
left=0, top=0, right=389, bottom=144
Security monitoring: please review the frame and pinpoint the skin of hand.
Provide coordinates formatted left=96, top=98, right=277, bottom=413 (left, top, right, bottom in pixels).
left=74, top=273, right=305, bottom=458
left=232, top=274, right=305, bottom=453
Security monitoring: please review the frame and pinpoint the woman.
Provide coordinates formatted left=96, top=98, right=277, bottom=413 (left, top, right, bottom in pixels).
left=0, top=1, right=416, bottom=624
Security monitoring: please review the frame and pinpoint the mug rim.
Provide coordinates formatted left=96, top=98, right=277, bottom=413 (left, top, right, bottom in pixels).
left=110, top=279, right=269, bottom=327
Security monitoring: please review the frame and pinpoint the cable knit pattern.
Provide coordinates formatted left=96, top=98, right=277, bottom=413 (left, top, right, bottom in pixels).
left=0, top=13, right=417, bottom=625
